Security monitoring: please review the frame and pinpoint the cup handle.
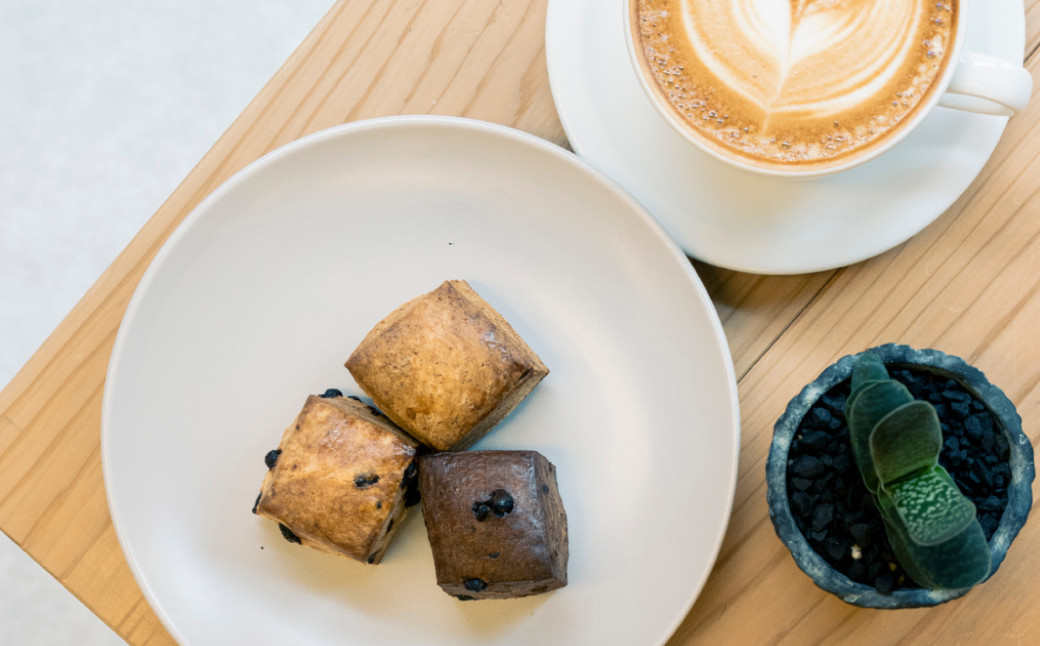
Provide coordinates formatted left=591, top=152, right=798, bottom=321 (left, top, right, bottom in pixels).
left=939, top=51, right=1033, bottom=117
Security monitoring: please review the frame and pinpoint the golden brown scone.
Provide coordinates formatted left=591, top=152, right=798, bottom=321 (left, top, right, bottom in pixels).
left=253, top=394, right=420, bottom=563
left=419, top=450, right=568, bottom=600
left=345, top=280, right=549, bottom=451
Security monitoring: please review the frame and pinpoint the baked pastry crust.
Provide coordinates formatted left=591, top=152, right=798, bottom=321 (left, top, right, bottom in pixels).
left=419, top=450, right=568, bottom=599
left=346, top=280, right=549, bottom=451
left=254, top=395, right=420, bottom=563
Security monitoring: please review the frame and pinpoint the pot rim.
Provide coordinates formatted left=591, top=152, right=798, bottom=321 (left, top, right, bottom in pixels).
left=766, top=343, right=1035, bottom=608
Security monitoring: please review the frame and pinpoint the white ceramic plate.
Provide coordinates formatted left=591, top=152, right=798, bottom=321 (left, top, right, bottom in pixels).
left=545, top=0, right=1023, bottom=274
left=102, top=117, right=740, bottom=646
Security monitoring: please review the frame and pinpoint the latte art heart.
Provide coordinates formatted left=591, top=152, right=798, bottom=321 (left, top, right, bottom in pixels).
left=690, top=0, right=928, bottom=118
left=635, top=0, right=957, bottom=171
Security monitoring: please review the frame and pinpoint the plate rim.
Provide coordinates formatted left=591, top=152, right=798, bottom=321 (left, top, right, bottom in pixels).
left=101, top=115, right=741, bottom=645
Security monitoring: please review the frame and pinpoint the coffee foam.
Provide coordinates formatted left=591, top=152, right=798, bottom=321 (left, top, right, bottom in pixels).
left=635, top=0, right=957, bottom=171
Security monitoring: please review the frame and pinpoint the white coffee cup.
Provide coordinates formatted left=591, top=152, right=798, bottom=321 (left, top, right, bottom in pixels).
left=626, top=0, right=1033, bottom=178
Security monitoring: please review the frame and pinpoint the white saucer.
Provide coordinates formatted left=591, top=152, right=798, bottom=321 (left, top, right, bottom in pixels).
left=545, top=0, right=1024, bottom=274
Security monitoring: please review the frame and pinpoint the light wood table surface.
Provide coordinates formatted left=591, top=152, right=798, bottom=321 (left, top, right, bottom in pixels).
left=2, top=1, right=1039, bottom=644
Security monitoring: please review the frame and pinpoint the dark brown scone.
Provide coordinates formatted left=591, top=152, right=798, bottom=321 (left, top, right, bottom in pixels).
left=253, top=394, right=420, bottom=564
left=419, top=450, right=568, bottom=600
left=345, top=280, right=549, bottom=451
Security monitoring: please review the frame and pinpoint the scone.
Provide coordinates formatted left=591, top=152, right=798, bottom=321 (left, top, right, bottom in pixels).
left=419, top=450, right=568, bottom=600
left=345, top=280, right=548, bottom=451
left=253, top=392, right=420, bottom=563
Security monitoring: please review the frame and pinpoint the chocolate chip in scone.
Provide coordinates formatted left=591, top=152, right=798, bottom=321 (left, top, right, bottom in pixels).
left=354, top=473, right=380, bottom=489
left=464, top=578, right=487, bottom=592
left=279, top=523, right=302, bottom=544
left=252, top=491, right=262, bottom=514
left=472, top=502, right=491, bottom=521
left=472, top=490, right=514, bottom=521
left=489, top=490, right=514, bottom=517
left=400, top=460, right=418, bottom=489
left=376, top=500, right=382, bottom=510
left=320, top=388, right=343, bottom=398
left=488, top=552, right=500, bottom=559
left=264, top=449, right=282, bottom=469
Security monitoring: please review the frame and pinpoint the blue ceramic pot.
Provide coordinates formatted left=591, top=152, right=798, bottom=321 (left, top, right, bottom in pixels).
left=767, top=344, right=1034, bottom=608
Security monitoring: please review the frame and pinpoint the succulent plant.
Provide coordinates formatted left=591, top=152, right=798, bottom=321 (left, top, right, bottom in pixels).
left=846, top=352, right=991, bottom=590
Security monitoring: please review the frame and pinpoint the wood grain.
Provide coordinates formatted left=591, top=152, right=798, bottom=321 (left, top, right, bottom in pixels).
left=1028, top=0, right=1040, bottom=58
left=0, top=0, right=1038, bottom=644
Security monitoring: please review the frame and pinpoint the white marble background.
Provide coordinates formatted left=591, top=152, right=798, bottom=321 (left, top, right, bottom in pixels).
left=0, top=1, right=334, bottom=642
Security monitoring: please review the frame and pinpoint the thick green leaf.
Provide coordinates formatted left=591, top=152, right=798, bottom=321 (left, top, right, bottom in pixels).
left=877, top=497, right=934, bottom=588
left=846, top=380, right=914, bottom=492
left=881, top=466, right=977, bottom=545
left=850, top=352, right=889, bottom=394
left=869, top=401, right=942, bottom=485
left=876, top=486, right=991, bottom=590
left=841, top=352, right=990, bottom=591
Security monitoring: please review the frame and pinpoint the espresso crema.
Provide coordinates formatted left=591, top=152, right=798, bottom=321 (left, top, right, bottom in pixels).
left=634, top=0, right=958, bottom=171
